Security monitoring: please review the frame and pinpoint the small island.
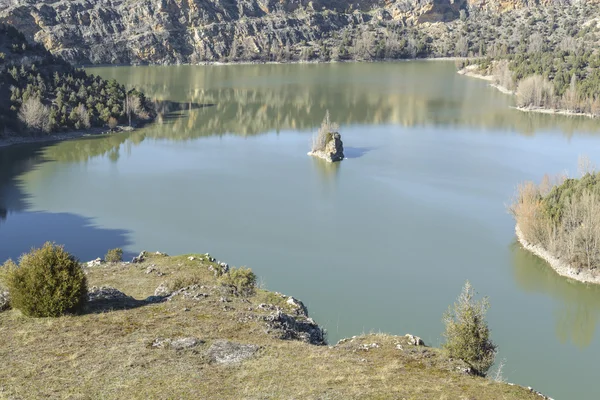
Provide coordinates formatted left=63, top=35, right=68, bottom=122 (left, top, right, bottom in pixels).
left=511, top=157, right=600, bottom=284
left=307, top=111, right=344, bottom=162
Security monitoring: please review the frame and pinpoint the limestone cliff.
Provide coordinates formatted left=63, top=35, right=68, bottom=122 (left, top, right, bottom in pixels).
left=0, top=0, right=471, bottom=65
left=0, top=0, right=586, bottom=65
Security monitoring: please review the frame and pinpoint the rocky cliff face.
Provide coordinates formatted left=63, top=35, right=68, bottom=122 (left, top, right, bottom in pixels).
left=0, top=0, right=473, bottom=65
left=0, top=0, right=584, bottom=65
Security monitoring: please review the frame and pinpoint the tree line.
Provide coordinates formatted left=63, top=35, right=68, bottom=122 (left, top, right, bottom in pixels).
left=0, top=24, right=154, bottom=136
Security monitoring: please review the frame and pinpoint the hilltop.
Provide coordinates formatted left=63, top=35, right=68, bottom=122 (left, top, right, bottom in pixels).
left=0, top=251, right=545, bottom=399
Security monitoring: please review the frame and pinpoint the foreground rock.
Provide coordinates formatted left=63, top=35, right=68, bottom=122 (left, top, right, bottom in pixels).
left=152, top=337, right=204, bottom=350
left=264, top=310, right=326, bottom=345
left=207, top=340, right=259, bottom=364
left=308, top=132, right=344, bottom=163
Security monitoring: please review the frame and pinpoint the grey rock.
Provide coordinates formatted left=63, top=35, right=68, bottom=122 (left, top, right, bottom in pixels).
left=153, top=337, right=203, bottom=350
left=264, top=310, right=326, bottom=345
left=87, top=286, right=131, bottom=302
left=154, top=283, right=172, bottom=297
left=87, top=257, right=103, bottom=267
left=132, top=251, right=146, bottom=264
left=405, top=334, right=424, bottom=346
left=207, top=340, right=259, bottom=364
left=0, top=288, right=10, bottom=312
left=286, top=296, right=308, bottom=316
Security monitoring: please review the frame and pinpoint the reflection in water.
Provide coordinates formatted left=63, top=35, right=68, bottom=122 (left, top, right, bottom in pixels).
left=89, top=62, right=600, bottom=138
left=512, top=243, right=600, bottom=348
left=311, top=157, right=341, bottom=186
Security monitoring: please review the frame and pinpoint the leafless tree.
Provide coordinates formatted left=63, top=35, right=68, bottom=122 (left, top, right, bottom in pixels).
left=516, top=75, right=554, bottom=108
left=18, top=97, right=50, bottom=133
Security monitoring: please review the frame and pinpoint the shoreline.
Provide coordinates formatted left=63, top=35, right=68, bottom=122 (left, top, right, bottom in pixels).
left=515, top=224, right=600, bottom=285
left=458, top=67, right=598, bottom=119
left=0, top=125, right=135, bottom=149
left=82, top=56, right=477, bottom=69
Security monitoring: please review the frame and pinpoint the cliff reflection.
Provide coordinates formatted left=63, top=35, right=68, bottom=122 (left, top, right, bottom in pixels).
left=512, top=243, right=600, bottom=348
left=89, top=62, right=600, bottom=138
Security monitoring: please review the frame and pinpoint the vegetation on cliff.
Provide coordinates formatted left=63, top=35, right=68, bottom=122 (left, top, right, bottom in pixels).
left=511, top=157, right=600, bottom=274
left=468, top=4, right=600, bottom=115
left=0, top=246, right=543, bottom=399
left=0, top=24, right=154, bottom=137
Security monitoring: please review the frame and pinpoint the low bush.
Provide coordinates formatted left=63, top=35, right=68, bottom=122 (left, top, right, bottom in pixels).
left=220, top=267, right=257, bottom=296
left=2, top=242, right=87, bottom=317
left=105, top=248, right=123, bottom=263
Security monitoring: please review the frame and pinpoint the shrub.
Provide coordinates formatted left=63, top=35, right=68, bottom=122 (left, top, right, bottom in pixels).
left=107, top=116, right=118, bottom=129
left=219, top=267, right=257, bottom=296
left=443, top=281, right=497, bottom=376
left=104, top=248, right=123, bottom=263
left=2, top=242, right=87, bottom=317
left=311, top=110, right=339, bottom=152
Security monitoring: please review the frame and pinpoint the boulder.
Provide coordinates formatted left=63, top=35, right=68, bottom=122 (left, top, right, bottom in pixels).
left=87, top=257, right=103, bottom=267
left=405, top=334, right=424, bottom=346
left=207, top=340, right=259, bottom=364
left=87, top=286, right=132, bottom=302
left=154, top=283, right=172, bottom=297
left=132, top=251, right=146, bottom=264
left=264, top=311, right=326, bottom=345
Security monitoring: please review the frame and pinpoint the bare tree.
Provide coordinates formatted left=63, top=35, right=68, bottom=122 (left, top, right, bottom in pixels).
left=311, top=110, right=339, bottom=152
left=528, top=32, right=544, bottom=53
left=516, top=75, right=554, bottom=108
left=492, top=60, right=514, bottom=91
left=562, top=73, right=579, bottom=111
left=18, top=97, right=50, bottom=133
left=455, top=35, right=468, bottom=57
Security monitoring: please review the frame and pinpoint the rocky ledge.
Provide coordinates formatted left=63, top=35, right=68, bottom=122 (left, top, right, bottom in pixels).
left=308, top=132, right=344, bottom=162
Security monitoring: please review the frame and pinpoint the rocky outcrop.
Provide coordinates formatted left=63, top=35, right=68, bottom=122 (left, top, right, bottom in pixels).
left=264, top=310, right=326, bottom=345
left=0, top=0, right=473, bottom=65
left=308, top=132, right=344, bottom=162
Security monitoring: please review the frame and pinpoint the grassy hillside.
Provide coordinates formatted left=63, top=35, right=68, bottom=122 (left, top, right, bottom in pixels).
left=0, top=251, right=542, bottom=399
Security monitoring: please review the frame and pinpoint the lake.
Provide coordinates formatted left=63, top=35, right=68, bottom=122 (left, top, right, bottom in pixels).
left=2, top=61, right=600, bottom=399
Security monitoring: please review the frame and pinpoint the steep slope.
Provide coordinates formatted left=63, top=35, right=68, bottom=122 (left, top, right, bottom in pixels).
left=0, top=0, right=473, bottom=65
left=0, top=23, right=154, bottom=136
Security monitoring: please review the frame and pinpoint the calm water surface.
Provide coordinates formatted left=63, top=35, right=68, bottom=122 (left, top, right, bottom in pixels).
left=2, top=62, right=600, bottom=399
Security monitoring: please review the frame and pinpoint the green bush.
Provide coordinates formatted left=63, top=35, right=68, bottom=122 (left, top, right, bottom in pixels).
left=219, top=267, right=257, bottom=296
left=443, top=281, right=497, bottom=376
left=105, top=248, right=123, bottom=263
left=2, top=242, right=87, bottom=317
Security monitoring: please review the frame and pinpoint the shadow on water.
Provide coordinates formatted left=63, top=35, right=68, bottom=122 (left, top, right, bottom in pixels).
left=511, top=242, right=600, bottom=348
left=0, top=142, right=135, bottom=262
left=344, top=146, right=373, bottom=159
left=0, top=211, right=135, bottom=263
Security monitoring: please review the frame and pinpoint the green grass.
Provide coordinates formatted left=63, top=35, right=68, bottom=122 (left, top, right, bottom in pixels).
left=0, top=252, right=540, bottom=399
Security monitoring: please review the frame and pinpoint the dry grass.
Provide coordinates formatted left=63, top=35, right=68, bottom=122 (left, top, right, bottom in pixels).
left=0, top=253, right=540, bottom=399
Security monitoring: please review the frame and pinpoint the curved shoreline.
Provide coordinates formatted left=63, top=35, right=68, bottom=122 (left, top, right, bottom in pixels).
left=458, top=68, right=598, bottom=119
left=515, top=224, right=600, bottom=285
